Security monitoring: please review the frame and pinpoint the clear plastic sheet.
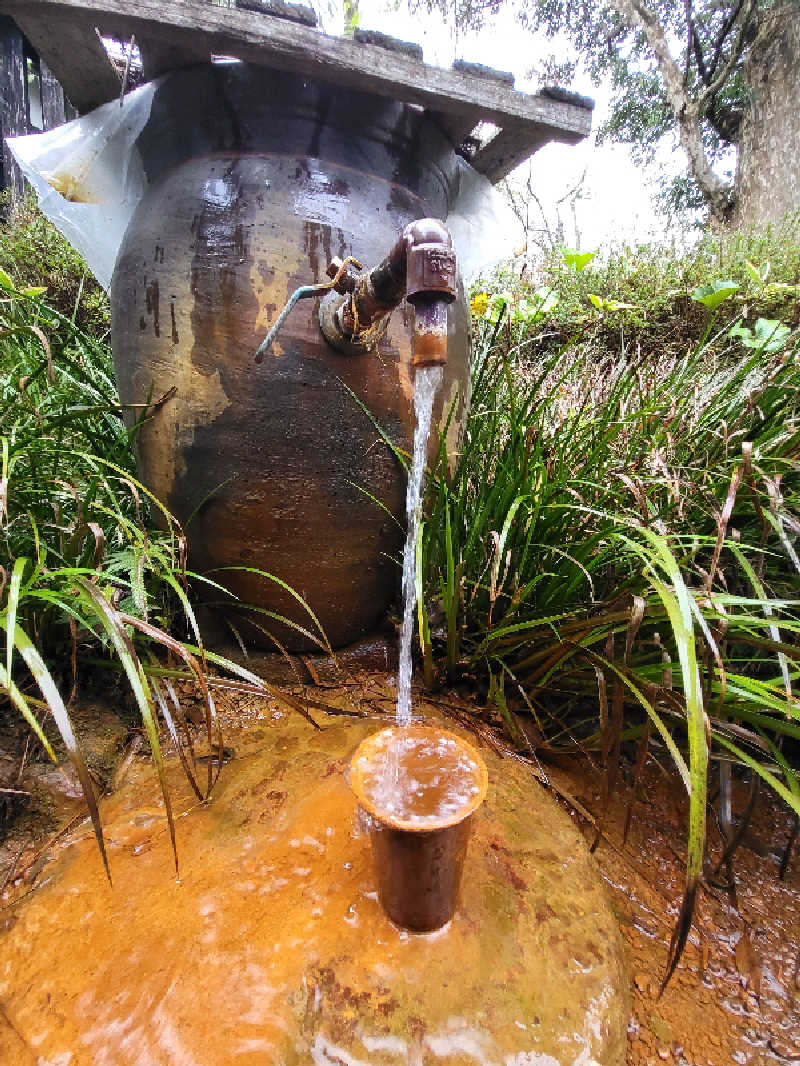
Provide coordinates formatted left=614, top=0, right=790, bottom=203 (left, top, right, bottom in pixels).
left=7, top=78, right=519, bottom=290
left=7, top=81, right=158, bottom=290
left=446, top=155, right=520, bottom=283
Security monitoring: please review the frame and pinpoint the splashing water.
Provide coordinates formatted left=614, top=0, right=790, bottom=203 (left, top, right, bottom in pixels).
left=396, top=364, right=443, bottom=727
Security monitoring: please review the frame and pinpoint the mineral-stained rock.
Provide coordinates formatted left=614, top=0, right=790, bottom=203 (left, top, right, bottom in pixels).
left=0, top=713, right=628, bottom=1065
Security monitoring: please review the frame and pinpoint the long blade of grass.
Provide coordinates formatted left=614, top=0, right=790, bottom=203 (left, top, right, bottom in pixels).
left=75, top=578, right=179, bottom=874
left=0, top=661, right=57, bottom=762
left=5, top=556, right=27, bottom=685
left=1, top=619, right=110, bottom=880
left=211, top=566, right=333, bottom=657
left=632, top=531, right=708, bottom=991
left=715, top=734, right=800, bottom=819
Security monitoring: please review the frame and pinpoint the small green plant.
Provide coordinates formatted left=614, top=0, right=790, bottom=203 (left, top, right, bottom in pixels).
left=729, top=317, right=792, bottom=352
left=588, top=292, right=638, bottom=312
left=690, top=279, right=740, bottom=309
left=745, top=259, right=771, bottom=286
left=561, top=248, right=596, bottom=273
left=0, top=194, right=109, bottom=335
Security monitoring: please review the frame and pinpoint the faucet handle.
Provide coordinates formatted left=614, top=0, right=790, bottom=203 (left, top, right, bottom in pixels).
left=325, top=257, right=360, bottom=294
left=403, top=222, right=457, bottom=306
left=406, top=244, right=457, bottom=304
left=254, top=256, right=362, bottom=363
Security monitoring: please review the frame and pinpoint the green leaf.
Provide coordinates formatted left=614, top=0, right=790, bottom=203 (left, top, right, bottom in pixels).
left=752, top=317, right=791, bottom=352
left=562, top=248, right=596, bottom=273
left=690, top=280, right=739, bottom=309
left=5, top=557, right=27, bottom=686
left=485, top=292, right=511, bottom=325
left=589, top=293, right=604, bottom=310
left=729, top=318, right=791, bottom=352
left=74, top=578, right=178, bottom=874
left=744, top=259, right=766, bottom=286
left=513, top=289, right=559, bottom=325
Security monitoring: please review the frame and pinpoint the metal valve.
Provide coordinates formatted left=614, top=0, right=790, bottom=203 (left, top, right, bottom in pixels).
left=254, top=256, right=362, bottom=363
left=254, top=219, right=457, bottom=368
left=320, top=219, right=457, bottom=366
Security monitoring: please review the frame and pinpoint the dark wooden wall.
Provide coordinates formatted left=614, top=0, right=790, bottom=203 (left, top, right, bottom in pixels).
left=0, top=14, right=75, bottom=197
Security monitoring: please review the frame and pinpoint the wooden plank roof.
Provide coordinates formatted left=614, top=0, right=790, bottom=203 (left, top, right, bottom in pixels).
left=0, top=0, right=593, bottom=182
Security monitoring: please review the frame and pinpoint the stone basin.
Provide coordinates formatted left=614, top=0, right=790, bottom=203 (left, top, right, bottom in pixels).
left=0, top=711, right=628, bottom=1065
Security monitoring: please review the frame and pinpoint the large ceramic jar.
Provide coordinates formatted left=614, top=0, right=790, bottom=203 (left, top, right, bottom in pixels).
left=112, top=63, right=470, bottom=649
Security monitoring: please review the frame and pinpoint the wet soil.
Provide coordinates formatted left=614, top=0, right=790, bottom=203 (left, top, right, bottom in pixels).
left=543, top=755, right=800, bottom=1066
left=1, top=659, right=798, bottom=1065
left=0, top=678, right=627, bottom=1066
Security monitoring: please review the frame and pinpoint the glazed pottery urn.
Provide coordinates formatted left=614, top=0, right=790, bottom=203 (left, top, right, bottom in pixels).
left=111, top=63, right=470, bottom=649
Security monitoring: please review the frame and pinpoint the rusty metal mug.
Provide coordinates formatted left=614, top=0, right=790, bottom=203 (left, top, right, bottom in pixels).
left=349, top=724, right=488, bottom=932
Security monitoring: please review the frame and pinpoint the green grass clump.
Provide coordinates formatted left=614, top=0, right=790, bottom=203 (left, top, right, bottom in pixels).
left=0, top=249, right=326, bottom=876
left=0, top=193, right=110, bottom=336
left=475, top=211, right=800, bottom=369
left=418, top=239, right=800, bottom=985
left=0, top=265, right=225, bottom=874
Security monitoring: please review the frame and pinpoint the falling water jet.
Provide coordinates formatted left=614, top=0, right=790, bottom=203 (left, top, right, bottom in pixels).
left=350, top=324, right=489, bottom=934
left=396, top=363, right=443, bottom=728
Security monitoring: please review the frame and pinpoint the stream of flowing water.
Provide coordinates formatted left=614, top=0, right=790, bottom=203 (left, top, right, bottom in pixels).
left=396, top=364, right=443, bottom=727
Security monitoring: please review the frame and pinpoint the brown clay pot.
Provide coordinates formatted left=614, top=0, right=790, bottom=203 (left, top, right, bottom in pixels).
left=111, top=64, right=470, bottom=650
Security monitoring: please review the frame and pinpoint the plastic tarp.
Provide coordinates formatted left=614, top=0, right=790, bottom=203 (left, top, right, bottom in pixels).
left=7, top=82, right=158, bottom=290
left=7, top=76, right=519, bottom=290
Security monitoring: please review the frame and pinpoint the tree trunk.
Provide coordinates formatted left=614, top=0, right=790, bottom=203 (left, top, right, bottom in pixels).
left=733, top=4, right=800, bottom=228
left=0, top=15, right=28, bottom=199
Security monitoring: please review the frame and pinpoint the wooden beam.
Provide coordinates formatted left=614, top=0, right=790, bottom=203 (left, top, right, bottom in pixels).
left=5, top=7, right=119, bottom=113
left=138, top=36, right=209, bottom=81
left=0, top=0, right=592, bottom=141
left=426, top=110, right=479, bottom=153
left=470, top=124, right=555, bottom=183
left=40, top=59, right=68, bottom=129
left=0, top=14, right=27, bottom=196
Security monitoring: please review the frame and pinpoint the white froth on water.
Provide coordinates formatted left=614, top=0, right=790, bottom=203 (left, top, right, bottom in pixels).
left=354, top=727, right=484, bottom=828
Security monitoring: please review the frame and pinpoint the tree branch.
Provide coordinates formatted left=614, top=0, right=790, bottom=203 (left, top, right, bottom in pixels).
left=699, top=0, right=757, bottom=110
left=692, top=22, right=709, bottom=85
left=610, top=0, right=733, bottom=220
left=707, top=0, right=747, bottom=81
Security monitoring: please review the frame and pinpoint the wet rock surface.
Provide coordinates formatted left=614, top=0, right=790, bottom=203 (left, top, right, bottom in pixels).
left=0, top=707, right=628, bottom=1066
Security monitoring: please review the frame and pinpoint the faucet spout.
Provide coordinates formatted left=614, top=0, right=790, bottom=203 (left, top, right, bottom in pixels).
left=319, top=218, right=457, bottom=364
left=410, top=294, right=449, bottom=368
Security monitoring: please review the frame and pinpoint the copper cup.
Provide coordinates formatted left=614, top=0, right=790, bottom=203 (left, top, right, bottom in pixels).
left=349, top=724, right=488, bottom=932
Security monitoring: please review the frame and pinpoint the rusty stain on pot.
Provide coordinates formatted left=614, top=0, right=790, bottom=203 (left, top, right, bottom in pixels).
left=170, top=300, right=179, bottom=345
left=111, top=64, right=471, bottom=649
left=145, top=278, right=160, bottom=337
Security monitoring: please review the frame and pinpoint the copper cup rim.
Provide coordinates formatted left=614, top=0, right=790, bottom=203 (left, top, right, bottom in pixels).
left=349, top=723, right=489, bottom=833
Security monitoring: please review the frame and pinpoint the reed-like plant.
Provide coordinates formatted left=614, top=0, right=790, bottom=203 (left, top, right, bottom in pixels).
left=419, top=278, right=800, bottom=985
left=0, top=268, right=324, bottom=876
